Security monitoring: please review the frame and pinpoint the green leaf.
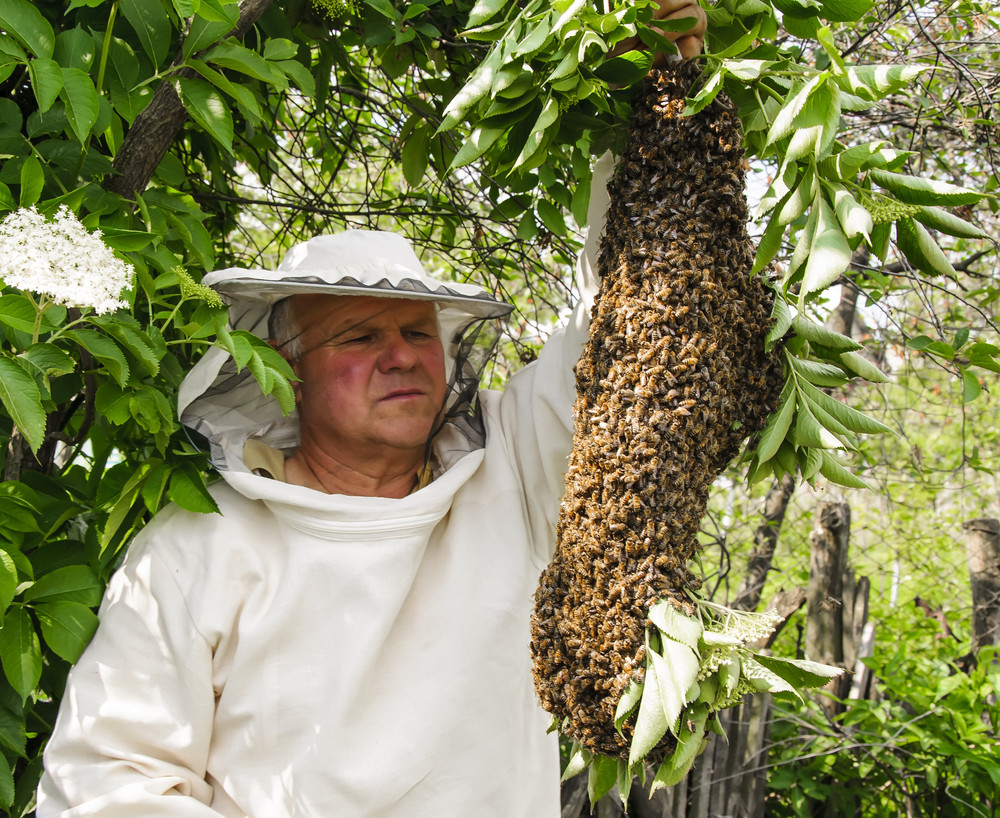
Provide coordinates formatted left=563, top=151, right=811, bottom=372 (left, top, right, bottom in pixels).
left=802, top=196, right=851, bottom=297
left=172, top=0, right=199, bottom=17
left=194, top=0, right=239, bottom=25
left=614, top=677, right=642, bottom=735
left=777, top=165, right=816, bottom=227
left=587, top=753, right=618, bottom=804
left=22, top=565, right=102, bottom=606
left=791, top=316, right=862, bottom=351
left=466, top=0, right=507, bottom=28
left=0, top=552, right=17, bottom=614
left=100, top=226, right=157, bottom=252
left=913, top=206, right=987, bottom=239
left=754, top=654, right=844, bottom=687
left=594, top=51, right=651, bottom=86
left=895, top=217, right=957, bottom=278
left=0, top=357, right=45, bottom=454
left=450, top=124, right=506, bottom=170
left=100, top=468, right=145, bottom=552
left=561, top=742, right=590, bottom=781
left=0, top=756, right=11, bottom=809
left=514, top=95, right=560, bottom=169
left=0, top=607, right=41, bottom=702
left=218, top=327, right=253, bottom=370
left=629, top=662, right=668, bottom=765
left=841, top=64, right=927, bottom=101
left=66, top=329, right=130, bottom=385
left=19, top=155, right=44, bottom=207
left=961, top=369, right=982, bottom=404
left=0, top=677, right=25, bottom=758
left=786, top=198, right=818, bottom=281
left=789, top=356, right=848, bottom=388
left=831, top=184, right=872, bottom=240
left=61, top=67, right=100, bottom=142
left=649, top=704, right=708, bottom=792
left=536, top=199, right=566, bottom=236
left=141, top=462, right=172, bottom=514
left=0, top=293, right=40, bottom=334
left=168, top=465, right=219, bottom=514
left=95, top=382, right=132, bottom=424
left=753, top=212, right=784, bottom=275
left=766, top=294, right=792, bottom=350
left=801, top=445, right=823, bottom=481
left=438, top=48, right=502, bottom=132
left=205, top=42, right=283, bottom=85
left=822, top=141, right=907, bottom=178
left=651, top=639, right=699, bottom=737
left=838, top=350, right=888, bottom=383
left=33, top=601, right=99, bottom=663
left=0, top=0, right=55, bottom=58
left=818, top=450, right=870, bottom=489
left=20, top=343, right=76, bottom=377
left=274, top=58, right=314, bottom=98
left=647, top=599, right=703, bottom=650
left=818, top=0, right=873, bottom=21
left=401, top=123, right=431, bottom=187
left=262, top=38, right=298, bottom=62
left=27, top=58, right=63, bottom=114
left=755, top=389, right=795, bottom=463
left=870, top=169, right=985, bottom=207
left=798, top=378, right=892, bottom=435
left=175, top=77, right=234, bottom=154
left=89, top=317, right=161, bottom=376
left=766, top=75, right=823, bottom=148
left=791, top=402, right=839, bottom=449
left=120, top=0, right=170, bottom=67
left=785, top=81, right=839, bottom=163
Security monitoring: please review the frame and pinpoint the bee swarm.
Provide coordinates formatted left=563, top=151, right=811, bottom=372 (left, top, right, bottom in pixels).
left=530, top=63, right=785, bottom=762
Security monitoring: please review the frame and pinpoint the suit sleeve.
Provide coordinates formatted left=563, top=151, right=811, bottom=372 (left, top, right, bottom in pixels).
left=495, top=153, right=614, bottom=567
left=36, top=535, right=220, bottom=817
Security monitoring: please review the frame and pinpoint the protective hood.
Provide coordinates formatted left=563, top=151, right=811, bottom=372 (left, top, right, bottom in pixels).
left=178, top=230, right=513, bottom=471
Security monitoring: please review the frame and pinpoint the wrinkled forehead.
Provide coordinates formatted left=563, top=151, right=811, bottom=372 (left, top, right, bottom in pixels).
left=292, top=293, right=441, bottom=337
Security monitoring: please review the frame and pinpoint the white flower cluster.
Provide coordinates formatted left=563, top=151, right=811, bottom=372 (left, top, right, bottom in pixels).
left=0, top=205, right=133, bottom=314
left=712, top=605, right=783, bottom=644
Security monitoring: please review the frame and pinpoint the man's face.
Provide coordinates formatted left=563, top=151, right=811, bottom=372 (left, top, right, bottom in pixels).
left=288, top=294, right=448, bottom=461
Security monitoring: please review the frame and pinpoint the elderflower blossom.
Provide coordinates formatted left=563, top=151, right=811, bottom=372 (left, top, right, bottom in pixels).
left=0, top=205, right=133, bottom=314
left=174, top=266, right=224, bottom=309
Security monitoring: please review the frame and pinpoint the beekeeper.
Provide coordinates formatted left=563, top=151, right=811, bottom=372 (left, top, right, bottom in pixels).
left=36, top=5, right=706, bottom=816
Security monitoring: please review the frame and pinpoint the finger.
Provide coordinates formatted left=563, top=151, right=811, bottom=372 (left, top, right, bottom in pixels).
left=654, top=6, right=708, bottom=42
left=651, top=0, right=702, bottom=17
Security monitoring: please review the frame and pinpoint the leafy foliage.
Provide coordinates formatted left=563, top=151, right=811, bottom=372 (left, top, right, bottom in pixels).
left=768, top=622, right=1000, bottom=816
left=0, top=0, right=998, bottom=813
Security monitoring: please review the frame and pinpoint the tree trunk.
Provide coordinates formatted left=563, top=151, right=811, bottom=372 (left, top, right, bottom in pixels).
left=732, top=472, right=796, bottom=612
left=806, top=501, right=851, bottom=714
left=964, top=518, right=1000, bottom=653
left=104, top=0, right=274, bottom=201
left=805, top=502, right=852, bottom=818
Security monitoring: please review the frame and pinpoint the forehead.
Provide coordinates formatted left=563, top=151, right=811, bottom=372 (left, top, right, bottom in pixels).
left=292, top=294, right=438, bottom=335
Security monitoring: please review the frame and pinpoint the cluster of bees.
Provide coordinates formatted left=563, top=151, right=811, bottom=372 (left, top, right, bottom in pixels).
left=530, top=64, right=785, bottom=762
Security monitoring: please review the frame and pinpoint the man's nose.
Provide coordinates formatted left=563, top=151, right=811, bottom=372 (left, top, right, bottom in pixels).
left=378, top=331, right=419, bottom=370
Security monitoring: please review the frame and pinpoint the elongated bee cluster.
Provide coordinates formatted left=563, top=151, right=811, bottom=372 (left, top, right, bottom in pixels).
left=530, top=63, right=785, bottom=761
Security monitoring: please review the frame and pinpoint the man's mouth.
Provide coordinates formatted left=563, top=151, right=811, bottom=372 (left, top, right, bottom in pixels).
left=380, top=389, right=424, bottom=401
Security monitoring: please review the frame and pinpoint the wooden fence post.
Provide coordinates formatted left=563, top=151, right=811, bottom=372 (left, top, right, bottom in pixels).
left=806, top=501, right=851, bottom=716
left=964, top=518, right=1000, bottom=653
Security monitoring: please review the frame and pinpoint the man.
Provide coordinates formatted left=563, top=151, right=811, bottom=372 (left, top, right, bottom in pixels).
left=37, top=5, right=706, bottom=815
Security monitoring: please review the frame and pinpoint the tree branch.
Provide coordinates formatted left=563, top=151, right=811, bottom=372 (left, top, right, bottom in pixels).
left=104, top=0, right=275, bottom=201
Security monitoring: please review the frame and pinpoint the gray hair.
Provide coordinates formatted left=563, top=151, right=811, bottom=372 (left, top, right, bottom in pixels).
left=268, top=297, right=304, bottom=361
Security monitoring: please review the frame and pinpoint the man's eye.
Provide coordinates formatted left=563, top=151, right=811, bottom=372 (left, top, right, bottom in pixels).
left=343, top=335, right=372, bottom=344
